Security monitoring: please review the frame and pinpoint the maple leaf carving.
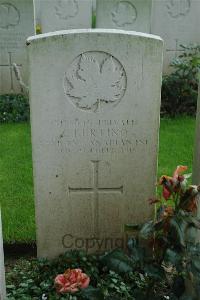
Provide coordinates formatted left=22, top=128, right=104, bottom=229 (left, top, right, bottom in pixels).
left=166, top=0, right=190, bottom=18
left=112, top=1, right=137, bottom=27
left=0, top=4, right=20, bottom=29
left=65, top=54, right=126, bottom=111
left=55, top=0, right=78, bottom=19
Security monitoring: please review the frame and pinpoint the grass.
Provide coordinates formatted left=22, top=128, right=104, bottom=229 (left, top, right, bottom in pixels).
left=158, top=116, right=195, bottom=177
left=0, top=124, right=35, bottom=242
left=0, top=116, right=196, bottom=243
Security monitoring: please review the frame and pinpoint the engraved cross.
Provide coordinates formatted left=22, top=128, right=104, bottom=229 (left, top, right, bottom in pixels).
left=0, top=52, right=22, bottom=91
left=68, top=160, right=123, bottom=235
left=166, top=39, right=185, bottom=58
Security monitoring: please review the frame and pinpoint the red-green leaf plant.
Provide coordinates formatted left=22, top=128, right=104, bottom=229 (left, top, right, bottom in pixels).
left=125, top=166, right=200, bottom=299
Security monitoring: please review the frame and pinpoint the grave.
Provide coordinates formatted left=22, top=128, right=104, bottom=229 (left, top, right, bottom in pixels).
left=151, top=0, right=200, bottom=73
left=0, top=0, right=34, bottom=94
left=193, top=84, right=200, bottom=185
left=96, top=0, right=152, bottom=32
left=34, top=0, right=93, bottom=33
left=27, top=29, right=163, bottom=258
left=192, top=84, right=200, bottom=245
left=0, top=209, right=6, bottom=300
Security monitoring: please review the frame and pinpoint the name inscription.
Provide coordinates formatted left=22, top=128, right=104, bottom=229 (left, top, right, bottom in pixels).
left=0, top=32, right=25, bottom=50
left=47, top=119, right=148, bottom=154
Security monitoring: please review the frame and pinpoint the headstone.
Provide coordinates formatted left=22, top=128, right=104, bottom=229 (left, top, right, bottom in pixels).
left=27, top=29, right=163, bottom=258
left=0, top=0, right=34, bottom=94
left=92, top=0, right=96, bottom=12
left=96, top=0, right=152, bottom=32
left=193, top=84, right=200, bottom=185
left=0, top=209, right=6, bottom=300
left=151, top=0, right=200, bottom=73
left=192, top=84, right=200, bottom=245
left=34, top=0, right=93, bottom=33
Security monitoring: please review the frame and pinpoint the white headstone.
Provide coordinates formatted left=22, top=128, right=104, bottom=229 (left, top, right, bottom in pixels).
left=96, top=0, right=152, bottom=32
left=0, top=209, right=6, bottom=300
left=34, top=0, right=93, bottom=33
left=193, top=84, right=200, bottom=185
left=151, top=0, right=200, bottom=74
left=0, top=0, right=34, bottom=94
left=27, top=29, right=163, bottom=258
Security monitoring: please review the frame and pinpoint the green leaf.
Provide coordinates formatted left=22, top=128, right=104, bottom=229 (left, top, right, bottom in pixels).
left=139, top=221, right=154, bottom=239
left=127, top=238, right=144, bottom=264
left=191, top=257, right=200, bottom=275
left=144, top=264, right=165, bottom=280
left=170, top=217, right=187, bottom=248
left=100, top=249, right=134, bottom=274
left=6, top=285, right=15, bottom=289
left=81, top=286, right=104, bottom=300
left=185, top=215, right=200, bottom=229
left=164, top=248, right=182, bottom=266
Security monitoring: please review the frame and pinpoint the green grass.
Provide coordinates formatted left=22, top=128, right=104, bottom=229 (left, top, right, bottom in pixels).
left=0, top=116, right=196, bottom=242
left=158, top=116, right=195, bottom=177
left=0, top=124, right=35, bottom=242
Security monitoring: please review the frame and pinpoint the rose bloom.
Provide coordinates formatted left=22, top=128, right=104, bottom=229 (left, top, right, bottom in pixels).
left=55, top=268, right=90, bottom=294
left=159, top=166, right=188, bottom=200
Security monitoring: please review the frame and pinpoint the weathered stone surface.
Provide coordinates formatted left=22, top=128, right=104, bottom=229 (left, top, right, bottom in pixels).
left=192, top=85, right=200, bottom=245
left=151, top=0, right=200, bottom=73
left=34, top=0, right=93, bottom=33
left=193, top=84, right=200, bottom=185
left=28, top=29, right=163, bottom=258
left=96, top=0, right=152, bottom=32
left=0, top=209, right=6, bottom=300
left=0, top=0, right=34, bottom=94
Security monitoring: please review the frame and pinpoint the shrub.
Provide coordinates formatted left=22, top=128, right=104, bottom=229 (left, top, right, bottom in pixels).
left=161, top=44, right=200, bottom=117
left=0, top=94, right=29, bottom=123
left=123, top=165, right=200, bottom=299
left=6, top=251, right=145, bottom=299
left=6, top=166, right=200, bottom=299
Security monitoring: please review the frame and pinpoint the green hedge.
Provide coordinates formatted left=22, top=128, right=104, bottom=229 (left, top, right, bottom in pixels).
left=0, top=94, right=29, bottom=123
left=161, top=44, right=200, bottom=117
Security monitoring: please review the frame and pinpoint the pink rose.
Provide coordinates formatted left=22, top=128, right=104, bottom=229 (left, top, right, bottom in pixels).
left=55, top=268, right=90, bottom=294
